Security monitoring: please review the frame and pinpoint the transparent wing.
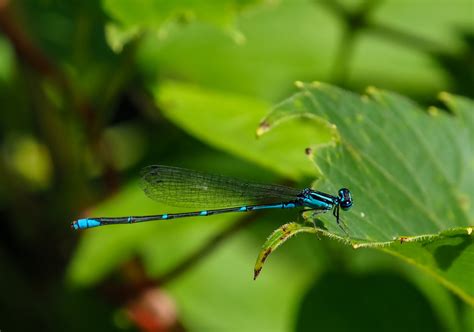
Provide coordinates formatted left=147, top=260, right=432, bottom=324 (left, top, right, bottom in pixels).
left=140, top=165, right=301, bottom=208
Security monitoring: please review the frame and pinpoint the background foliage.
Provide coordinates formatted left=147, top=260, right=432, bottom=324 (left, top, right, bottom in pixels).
left=0, top=0, right=472, bottom=331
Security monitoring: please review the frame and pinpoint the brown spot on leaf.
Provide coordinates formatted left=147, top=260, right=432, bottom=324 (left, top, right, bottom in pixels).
left=399, top=237, right=408, bottom=244
left=262, top=248, right=272, bottom=261
left=256, top=121, right=270, bottom=137
left=254, top=267, right=262, bottom=280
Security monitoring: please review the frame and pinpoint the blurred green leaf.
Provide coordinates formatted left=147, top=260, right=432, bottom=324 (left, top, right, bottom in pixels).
left=373, top=0, right=473, bottom=50
left=161, top=225, right=317, bottom=332
left=259, top=82, right=473, bottom=303
left=0, top=37, right=14, bottom=82
left=5, top=135, right=52, bottom=189
left=103, top=0, right=263, bottom=29
left=134, top=0, right=474, bottom=103
left=155, top=80, right=335, bottom=180
left=102, top=0, right=264, bottom=51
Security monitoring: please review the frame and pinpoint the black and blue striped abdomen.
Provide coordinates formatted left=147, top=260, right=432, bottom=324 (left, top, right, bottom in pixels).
left=71, top=201, right=300, bottom=230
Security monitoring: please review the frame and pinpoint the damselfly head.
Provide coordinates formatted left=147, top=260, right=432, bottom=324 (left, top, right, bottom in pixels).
left=338, top=188, right=353, bottom=211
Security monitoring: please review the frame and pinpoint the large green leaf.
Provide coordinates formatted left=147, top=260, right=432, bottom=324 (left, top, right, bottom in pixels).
left=155, top=80, right=334, bottom=180
left=257, top=82, right=473, bottom=304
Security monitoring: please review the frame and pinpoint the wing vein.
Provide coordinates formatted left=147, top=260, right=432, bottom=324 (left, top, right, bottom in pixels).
left=139, top=165, right=300, bottom=208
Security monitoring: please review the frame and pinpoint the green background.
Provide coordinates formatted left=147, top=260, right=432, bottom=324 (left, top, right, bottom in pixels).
left=0, top=0, right=472, bottom=331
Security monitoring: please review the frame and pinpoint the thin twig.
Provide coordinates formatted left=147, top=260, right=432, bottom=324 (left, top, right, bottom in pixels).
left=320, top=0, right=384, bottom=85
left=331, top=28, right=358, bottom=85
left=319, top=0, right=445, bottom=55
left=365, top=21, right=446, bottom=54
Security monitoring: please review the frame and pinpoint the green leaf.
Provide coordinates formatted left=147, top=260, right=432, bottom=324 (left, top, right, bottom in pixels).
left=155, top=80, right=335, bottom=180
left=258, top=82, right=474, bottom=303
left=0, top=37, right=15, bottom=82
left=103, top=0, right=261, bottom=29
left=379, top=228, right=474, bottom=306
left=136, top=1, right=473, bottom=103
left=253, top=222, right=317, bottom=279
left=102, top=0, right=263, bottom=51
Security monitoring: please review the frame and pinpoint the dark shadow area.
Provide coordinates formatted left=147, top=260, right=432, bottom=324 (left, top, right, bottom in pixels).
left=425, top=235, right=473, bottom=270
left=432, top=30, right=474, bottom=100
left=313, top=218, right=328, bottom=231
left=295, top=270, right=443, bottom=332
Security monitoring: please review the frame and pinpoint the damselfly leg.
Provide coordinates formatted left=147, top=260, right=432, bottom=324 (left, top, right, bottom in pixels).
left=333, top=205, right=349, bottom=237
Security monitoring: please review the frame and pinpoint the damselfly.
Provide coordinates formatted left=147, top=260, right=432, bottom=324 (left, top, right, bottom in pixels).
left=71, top=165, right=353, bottom=231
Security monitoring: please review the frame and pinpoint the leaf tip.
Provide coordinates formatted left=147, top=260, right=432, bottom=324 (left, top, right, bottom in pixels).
left=253, top=267, right=262, bottom=280
left=253, top=247, right=272, bottom=280
left=305, top=147, right=313, bottom=156
left=256, top=121, right=270, bottom=137
left=294, top=80, right=305, bottom=88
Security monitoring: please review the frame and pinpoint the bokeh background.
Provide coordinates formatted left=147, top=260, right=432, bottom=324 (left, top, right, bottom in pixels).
left=0, top=0, right=473, bottom=331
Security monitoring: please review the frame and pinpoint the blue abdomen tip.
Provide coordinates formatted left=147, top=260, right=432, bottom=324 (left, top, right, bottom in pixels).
left=72, top=218, right=101, bottom=230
